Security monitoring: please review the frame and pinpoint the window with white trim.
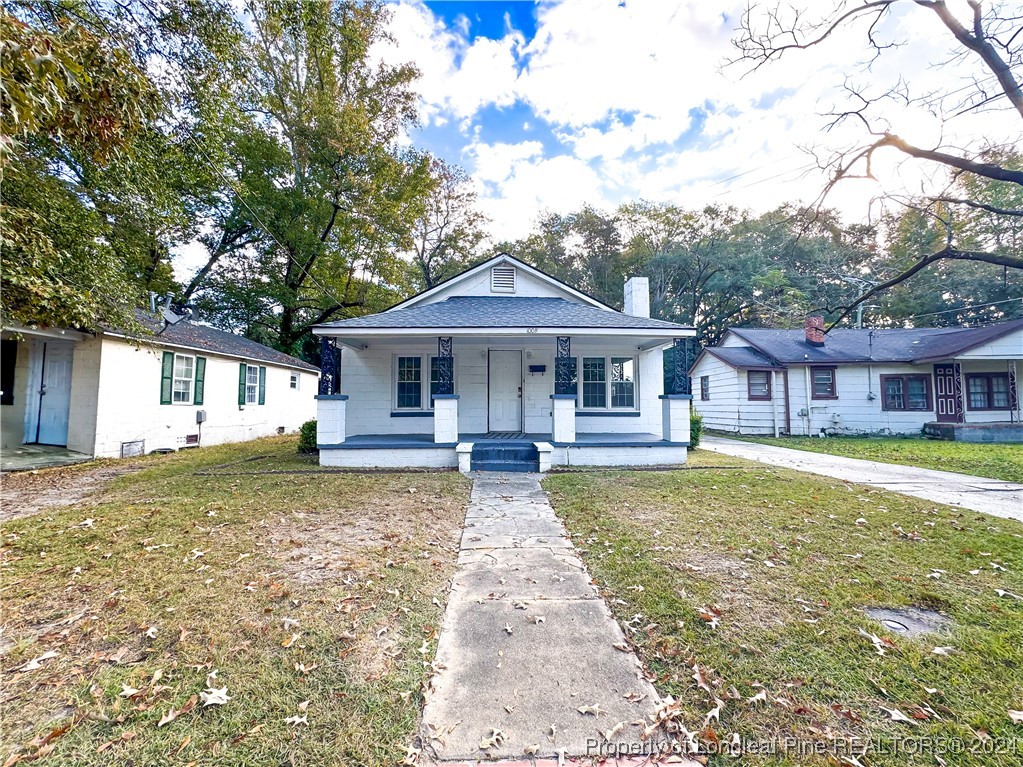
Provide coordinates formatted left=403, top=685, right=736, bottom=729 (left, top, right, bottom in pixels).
left=173, top=354, right=194, bottom=404
left=290, top=372, right=299, bottom=390
left=570, top=355, right=638, bottom=410
left=245, top=364, right=260, bottom=405
left=393, top=355, right=453, bottom=410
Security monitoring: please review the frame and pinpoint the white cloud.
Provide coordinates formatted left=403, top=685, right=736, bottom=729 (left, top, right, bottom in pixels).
left=383, top=0, right=1013, bottom=242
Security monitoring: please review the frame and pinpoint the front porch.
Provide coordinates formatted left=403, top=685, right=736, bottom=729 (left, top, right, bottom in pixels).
left=924, top=421, right=1023, bottom=444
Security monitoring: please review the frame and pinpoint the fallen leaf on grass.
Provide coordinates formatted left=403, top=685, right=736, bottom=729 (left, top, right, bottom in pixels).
left=284, top=715, right=308, bottom=727
left=857, top=628, right=893, bottom=656
left=879, top=707, right=917, bottom=725
left=747, top=690, right=768, bottom=705
left=18, top=650, right=58, bottom=672
left=119, top=684, right=141, bottom=698
left=157, top=696, right=198, bottom=727
left=281, top=633, right=300, bottom=648
left=995, top=589, right=1023, bottom=601
left=1009, top=710, right=1023, bottom=724
left=96, top=732, right=136, bottom=752
left=931, top=646, right=956, bottom=656
left=200, top=687, right=230, bottom=706
left=830, top=704, right=863, bottom=723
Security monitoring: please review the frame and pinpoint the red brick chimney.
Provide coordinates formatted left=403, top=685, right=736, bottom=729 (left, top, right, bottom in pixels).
left=804, top=315, right=826, bottom=347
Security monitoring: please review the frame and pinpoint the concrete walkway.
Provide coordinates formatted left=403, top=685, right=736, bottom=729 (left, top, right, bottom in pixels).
left=421, top=472, right=664, bottom=763
left=701, top=436, right=1023, bottom=523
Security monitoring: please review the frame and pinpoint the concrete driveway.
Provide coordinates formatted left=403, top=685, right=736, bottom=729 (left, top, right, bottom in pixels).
left=701, top=436, right=1023, bottom=523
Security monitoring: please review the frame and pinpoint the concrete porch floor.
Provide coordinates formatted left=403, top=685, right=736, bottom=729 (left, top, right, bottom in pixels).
left=337, top=431, right=672, bottom=448
left=2, top=444, right=93, bottom=472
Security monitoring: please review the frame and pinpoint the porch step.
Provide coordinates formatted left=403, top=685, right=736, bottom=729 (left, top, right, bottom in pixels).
left=470, top=442, right=540, bottom=473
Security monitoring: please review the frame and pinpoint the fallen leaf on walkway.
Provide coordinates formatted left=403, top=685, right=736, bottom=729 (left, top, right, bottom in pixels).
left=479, top=728, right=505, bottom=750
left=577, top=704, right=605, bottom=716
left=524, top=743, right=539, bottom=756
left=512, top=601, right=529, bottom=610
left=604, top=721, right=626, bottom=740
left=503, top=624, right=513, bottom=635
left=612, top=642, right=630, bottom=652
left=623, top=692, right=647, bottom=703
left=548, top=724, right=557, bottom=741
left=527, top=615, right=545, bottom=625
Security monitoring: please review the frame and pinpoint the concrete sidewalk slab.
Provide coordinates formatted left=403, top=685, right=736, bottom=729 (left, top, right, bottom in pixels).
left=422, top=473, right=664, bottom=762
left=701, top=436, right=1023, bottom=523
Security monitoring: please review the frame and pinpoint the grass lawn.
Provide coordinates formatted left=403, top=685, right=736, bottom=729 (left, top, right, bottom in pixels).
left=0, top=437, right=470, bottom=766
left=545, top=451, right=1023, bottom=766
left=720, top=434, right=1023, bottom=484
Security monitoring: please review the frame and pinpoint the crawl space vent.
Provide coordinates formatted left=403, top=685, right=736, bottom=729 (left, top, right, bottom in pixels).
left=491, top=265, right=516, bottom=293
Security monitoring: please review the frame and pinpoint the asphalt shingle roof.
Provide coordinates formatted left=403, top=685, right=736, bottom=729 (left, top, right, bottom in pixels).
left=110, top=311, right=318, bottom=372
left=728, top=319, right=1023, bottom=365
left=705, top=346, right=785, bottom=369
left=317, top=296, right=693, bottom=332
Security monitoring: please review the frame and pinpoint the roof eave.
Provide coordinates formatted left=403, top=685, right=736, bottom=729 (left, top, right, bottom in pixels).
left=312, top=325, right=695, bottom=338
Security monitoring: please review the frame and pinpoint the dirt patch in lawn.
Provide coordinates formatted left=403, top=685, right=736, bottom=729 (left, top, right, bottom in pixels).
left=0, top=462, right=143, bottom=522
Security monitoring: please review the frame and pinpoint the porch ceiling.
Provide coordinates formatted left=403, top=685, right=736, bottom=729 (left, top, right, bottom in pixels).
left=320, top=329, right=691, bottom=351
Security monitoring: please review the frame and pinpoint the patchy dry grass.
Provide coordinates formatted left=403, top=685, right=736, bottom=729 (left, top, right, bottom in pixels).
left=545, top=452, right=1023, bottom=766
left=0, top=436, right=470, bottom=766
left=725, top=434, right=1023, bottom=484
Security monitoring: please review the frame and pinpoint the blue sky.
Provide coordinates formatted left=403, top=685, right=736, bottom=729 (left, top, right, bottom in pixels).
left=376, top=0, right=1008, bottom=244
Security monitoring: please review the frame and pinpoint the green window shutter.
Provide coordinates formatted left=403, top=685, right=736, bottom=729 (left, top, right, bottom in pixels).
left=193, top=357, right=206, bottom=405
left=258, top=366, right=266, bottom=405
left=238, top=363, right=247, bottom=406
left=160, top=351, right=174, bottom=405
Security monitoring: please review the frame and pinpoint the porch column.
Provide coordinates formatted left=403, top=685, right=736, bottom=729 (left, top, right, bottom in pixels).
left=316, top=337, right=346, bottom=445
left=662, top=337, right=695, bottom=444
left=434, top=337, right=458, bottom=443
left=552, top=336, right=576, bottom=442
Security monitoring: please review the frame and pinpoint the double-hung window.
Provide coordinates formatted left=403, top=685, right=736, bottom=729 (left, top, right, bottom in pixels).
left=700, top=375, right=710, bottom=401
left=394, top=355, right=453, bottom=411
left=237, top=363, right=266, bottom=406
left=811, top=366, right=837, bottom=398
left=881, top=375, right=932, bottom=411
left=747, top=370, right=771, bottom=400
left=571, top=355, right=638, bottom=411
left=290, top=372, right=300, bottom=390
left=967, top=373, right=1011, bottom=410
left=160, top=351, right=206, bottom=405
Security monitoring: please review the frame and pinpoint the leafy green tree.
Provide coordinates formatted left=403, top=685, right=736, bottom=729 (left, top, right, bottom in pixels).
left=183, top=0, right=433, bottom=354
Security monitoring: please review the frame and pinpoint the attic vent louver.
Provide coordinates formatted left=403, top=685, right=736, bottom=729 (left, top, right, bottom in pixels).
left=491, top=265, right=516, bottom=293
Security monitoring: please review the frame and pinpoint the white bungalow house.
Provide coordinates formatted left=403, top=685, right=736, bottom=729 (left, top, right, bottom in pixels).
left=312, top=254, right=697, bottom=471
left=1, top=308, right=317, bottom=467
left=690, top=316, right=1023, bottom=442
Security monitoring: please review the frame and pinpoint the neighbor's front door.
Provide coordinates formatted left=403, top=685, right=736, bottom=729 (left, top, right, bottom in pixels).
left=934, top=363, right=961, bottom=423
left=32, top=340, right=74, bottom=445
left=488, top=350, right=522, bottom=432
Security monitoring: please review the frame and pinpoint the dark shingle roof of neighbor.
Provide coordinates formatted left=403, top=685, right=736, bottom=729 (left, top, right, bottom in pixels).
left=705, top=346, right=785, bottom=369
left=107, top=311, right=318, bottom=372
left=726, top=318, right=1023, bottom=365
left=317, top=296, right=693, bottom=331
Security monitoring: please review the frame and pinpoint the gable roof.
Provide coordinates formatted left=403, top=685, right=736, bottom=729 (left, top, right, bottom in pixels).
left=105, top=311, right=318, bottom=372
left=316, top=296, right=691, bottom=332
left=386, top=253, right=615, bottom=312
left=717, top=319, right=1023, bottom=366
left=703, top=346, right=785, bottom=370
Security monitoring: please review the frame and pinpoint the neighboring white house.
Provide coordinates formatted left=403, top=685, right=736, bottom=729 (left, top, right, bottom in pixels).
left=1, top=309, right=318, bottom=461
left=311, top=253, right=697, bottom=471
left=690, top=316, right=1023, bottom=442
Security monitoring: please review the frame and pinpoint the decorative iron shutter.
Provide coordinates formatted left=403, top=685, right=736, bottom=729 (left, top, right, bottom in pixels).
left=258, top=366, right=266, bottom=405
left=491, top=265, right=516, bottom=293
left=160, top=352, right=174, bottom=404
left=193, top=356, right=206, bottom=405
left=238, top=363, right=247, bottom=406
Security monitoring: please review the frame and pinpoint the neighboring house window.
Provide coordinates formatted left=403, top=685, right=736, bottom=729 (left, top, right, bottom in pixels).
left=393, top=355, right=454, bottom=411
left=811, top=366, right=837, bottom=398
left=1, top=339, right=16, bottom=406
left=967, top=373, right=1011, bottom=410
left=290, top=372, right=299, bottom=390
left=747, top=370, right=771, bottom=400
left=582, top=357, right=607, bottom=408
left=572, top=356, right=638, bottom=410
left=237, top=363, right=266, bottom=406
left=700, top=375, right=710, bottom=401
left=881, top=375, right=932, bottom=411
left=161, top=351, right=205, bottom=405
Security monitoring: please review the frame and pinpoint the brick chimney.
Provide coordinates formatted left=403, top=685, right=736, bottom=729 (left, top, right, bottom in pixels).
left=624, top=277, right=650, bottom=318
left=804, top=315, right=826, bottom=347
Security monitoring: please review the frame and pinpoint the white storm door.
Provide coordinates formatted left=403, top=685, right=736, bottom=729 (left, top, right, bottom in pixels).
left=35, top=341, right=74, bottom=445
left=488, top=351, right=522, bottom=432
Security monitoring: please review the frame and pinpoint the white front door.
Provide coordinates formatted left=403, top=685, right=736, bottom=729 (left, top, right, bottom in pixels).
left=488, top=350, right=522, bottom=432
left=30, top=341, right=74, bottom=445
